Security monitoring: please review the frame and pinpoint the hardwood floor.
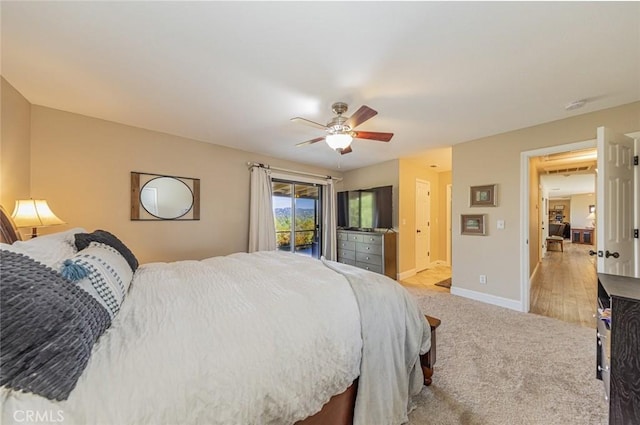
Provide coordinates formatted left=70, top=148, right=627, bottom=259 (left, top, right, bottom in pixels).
left=400, top=263, right=451, bottom=293
left=530, top=240, right=597, bottom=328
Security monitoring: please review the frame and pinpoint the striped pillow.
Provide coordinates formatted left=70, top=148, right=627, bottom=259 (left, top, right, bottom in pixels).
left=61, top=242, right=133, bottom=319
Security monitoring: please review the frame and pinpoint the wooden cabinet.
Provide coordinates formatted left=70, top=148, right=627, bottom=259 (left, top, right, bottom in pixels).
left=337, top=229, right=397, bottom=279
left=596, top=273, right=640, bottom=425
left=572, top=228, right=594, bottom=245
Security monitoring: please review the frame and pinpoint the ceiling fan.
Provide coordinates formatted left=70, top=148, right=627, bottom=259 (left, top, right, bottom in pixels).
left=291, top=102, right=394, bottom=155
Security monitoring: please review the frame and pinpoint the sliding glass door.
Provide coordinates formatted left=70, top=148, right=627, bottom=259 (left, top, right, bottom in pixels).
left=272, top=180, right=321, bottom=258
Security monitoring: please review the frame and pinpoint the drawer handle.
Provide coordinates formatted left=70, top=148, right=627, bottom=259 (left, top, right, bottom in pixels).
left=366, top=246, right=371, bottom=250
left=365, top=256, right=370, bottom=260
left=597, top=365, right=609, bottom=372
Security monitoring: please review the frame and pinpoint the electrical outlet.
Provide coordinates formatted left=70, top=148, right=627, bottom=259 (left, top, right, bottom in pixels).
left=479, top=275, right=487, bottom=284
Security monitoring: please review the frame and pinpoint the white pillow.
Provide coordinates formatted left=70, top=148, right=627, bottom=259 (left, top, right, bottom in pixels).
left=62, top=241, right=133, bottom=319
left=1, top=227, right=86, bottom=268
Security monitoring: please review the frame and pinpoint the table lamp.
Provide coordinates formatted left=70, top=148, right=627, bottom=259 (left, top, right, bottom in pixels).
left=11, top=199, right=65, bottom=238
left=586, top=212, right=596, bottom=228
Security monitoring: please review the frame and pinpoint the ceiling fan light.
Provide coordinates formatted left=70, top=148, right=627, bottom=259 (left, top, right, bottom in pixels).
left=326, top=133, right=352, bottom=150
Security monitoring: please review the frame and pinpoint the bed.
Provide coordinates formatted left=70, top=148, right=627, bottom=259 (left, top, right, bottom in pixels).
left=0, top=205, right=435, bottom=425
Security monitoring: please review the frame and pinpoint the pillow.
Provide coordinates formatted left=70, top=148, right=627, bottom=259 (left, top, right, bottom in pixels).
left=2, top=227, right=86, bottom=269
left=61, top=242, right=134, bottom=319
left=75, top=230, right=138, bottom=272
left=0, top=250, right=111, bottom=401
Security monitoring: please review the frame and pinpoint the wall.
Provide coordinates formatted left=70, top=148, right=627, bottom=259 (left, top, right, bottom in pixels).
left=340, top=159, right=400, bottom=227
left=1, top=78, right=31, bottom=211
left=438, top=171, right=452, bottom=264
left=28, top=105, right=341, bottom=263
left=528, top=157, right=541, bottom=277
left=570, top=193, right=596, bottom=229
left=452, top=101, right=640, bottom=305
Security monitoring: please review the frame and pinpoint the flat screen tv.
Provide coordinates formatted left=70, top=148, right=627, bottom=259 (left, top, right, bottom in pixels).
left=337, top=185, right=392, bottom=230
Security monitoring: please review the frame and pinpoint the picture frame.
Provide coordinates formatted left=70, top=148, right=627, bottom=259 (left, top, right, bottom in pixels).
left=461, top=214, right=487, bottom=236
left=555, top=205, right=564, bottom=210
left=470, top=184, right=498, bottom=207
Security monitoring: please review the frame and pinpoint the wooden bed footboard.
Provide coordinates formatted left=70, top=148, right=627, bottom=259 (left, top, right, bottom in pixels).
left=297, top=314, right=441, bottom=425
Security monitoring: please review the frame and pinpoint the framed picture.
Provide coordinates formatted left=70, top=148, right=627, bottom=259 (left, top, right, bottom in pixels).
left=461, top=214, right=487, bottom=236
left=470, top=184, right=497, bottom=207
left=555, top=205, right=564, bottom=210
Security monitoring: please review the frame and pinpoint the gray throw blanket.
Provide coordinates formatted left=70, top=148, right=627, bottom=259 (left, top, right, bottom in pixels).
left=322, top=258, right=431, bottom=425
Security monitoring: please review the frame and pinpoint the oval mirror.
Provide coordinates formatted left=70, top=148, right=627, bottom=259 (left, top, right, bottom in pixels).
left=140, top=176, right=194, bottom=219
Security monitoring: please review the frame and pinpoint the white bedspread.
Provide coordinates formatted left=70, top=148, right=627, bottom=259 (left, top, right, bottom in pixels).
left=1, top=252, right=362, bottom=425
left=322, top=258, right=431, bottom=425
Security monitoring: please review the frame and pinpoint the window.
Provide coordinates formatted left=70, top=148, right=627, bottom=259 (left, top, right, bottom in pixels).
left=272, top=180, right=322, bottom=258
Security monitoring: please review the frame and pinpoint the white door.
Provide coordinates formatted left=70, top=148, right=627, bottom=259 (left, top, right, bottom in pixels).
left=415, top=179, right=431, bottom=271
left=596, top=127, right=635, bottom=276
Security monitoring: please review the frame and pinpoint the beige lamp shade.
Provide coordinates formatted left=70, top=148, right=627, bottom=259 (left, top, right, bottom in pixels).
left=11, top=199, right=65, bottom=237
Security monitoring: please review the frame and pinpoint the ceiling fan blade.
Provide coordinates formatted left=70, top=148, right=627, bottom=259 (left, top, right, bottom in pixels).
left=340, top=146, right=353, bottom=155
left=290, top=117, right=328, bottom=130
left=345, top=105, right=378, bottom=129
left=353, top=131, right=394, bottom=142
left=295, top=136, right=326, bottom=147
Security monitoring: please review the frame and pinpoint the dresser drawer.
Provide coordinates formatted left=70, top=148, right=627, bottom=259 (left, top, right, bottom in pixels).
left=338, top=258, right=356, bottom=266
left=338, top=241, right=356, bottom=251
left=361, top=234, right=382, bottom=244
left=356, top=242, right=382, bottom=255
left=338, top=249, right=356, bottom=261
left=337, top=232, right=348, bottom=241
left=356, top=262, right=382, bottom=274
left=346, top=234, right=364, bottom=243
left=356, top=252, right=382, bottom=266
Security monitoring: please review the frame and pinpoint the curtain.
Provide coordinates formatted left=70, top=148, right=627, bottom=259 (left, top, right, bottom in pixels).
left=248, top=166, right=276, bottom=252
left=322, top=177, right=337, bottom=260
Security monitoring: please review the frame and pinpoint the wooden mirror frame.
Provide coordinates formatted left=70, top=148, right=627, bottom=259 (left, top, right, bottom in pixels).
left=131, top=172, right=200, bottom=221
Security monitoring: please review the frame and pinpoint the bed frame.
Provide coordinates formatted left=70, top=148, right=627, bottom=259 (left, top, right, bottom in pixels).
left=0, top=204, right=437, bottom=425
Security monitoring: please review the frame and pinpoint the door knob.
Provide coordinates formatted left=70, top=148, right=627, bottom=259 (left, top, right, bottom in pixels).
left=605, top=250, right=620, bottom=259
left=588, top=250, right=597, bottom=256
left=417, top=229, right=421, bottom=233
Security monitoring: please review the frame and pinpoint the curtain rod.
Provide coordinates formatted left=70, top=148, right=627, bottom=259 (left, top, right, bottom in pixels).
left=247, top=162, right=342, bottom=182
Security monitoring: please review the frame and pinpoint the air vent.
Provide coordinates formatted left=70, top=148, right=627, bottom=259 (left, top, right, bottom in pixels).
left=544, top=165, right=592, bottom=175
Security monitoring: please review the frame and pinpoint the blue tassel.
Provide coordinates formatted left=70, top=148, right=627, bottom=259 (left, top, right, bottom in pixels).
left=61, top=259, right=89, bottom=281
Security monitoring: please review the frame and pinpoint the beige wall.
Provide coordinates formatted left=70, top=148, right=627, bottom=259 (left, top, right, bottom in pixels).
left=28, top=105, right=341, bottom=263
left=437, top=171, right=452, bottom=264
left=529, top=157, right=541, bottom=277
left=570, top=193, right=596, bottom=229
left=340, top=159, right=400, bottom=227
left=452, top=101, right=640, bottom=304
left=1, top=78, right=31, bottom=211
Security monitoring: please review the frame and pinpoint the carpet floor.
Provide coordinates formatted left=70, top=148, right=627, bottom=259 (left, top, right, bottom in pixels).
left=406, top=287, right=608, bottom=425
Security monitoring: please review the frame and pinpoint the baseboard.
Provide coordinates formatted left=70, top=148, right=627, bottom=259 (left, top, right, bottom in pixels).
left=450, top=286, right=523, bottom=312
left=397, top=269, right=416, bottom=281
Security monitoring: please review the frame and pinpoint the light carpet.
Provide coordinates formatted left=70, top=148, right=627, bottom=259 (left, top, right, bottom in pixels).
left=406, top=287, right=608, bottom=425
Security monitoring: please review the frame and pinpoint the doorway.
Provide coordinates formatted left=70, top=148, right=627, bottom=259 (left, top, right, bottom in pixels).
left=272, top=180, right=322, bottom=258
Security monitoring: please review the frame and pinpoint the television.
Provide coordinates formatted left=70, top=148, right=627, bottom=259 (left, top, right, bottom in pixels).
left=337, top=185, right=393, bottom=230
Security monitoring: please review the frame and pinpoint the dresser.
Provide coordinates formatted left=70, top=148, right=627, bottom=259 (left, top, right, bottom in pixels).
left=572, top=227, right=595, bottom=245
left=595, top=273, right=640, bottom=425
left=337, top=229, right=397, bottom=279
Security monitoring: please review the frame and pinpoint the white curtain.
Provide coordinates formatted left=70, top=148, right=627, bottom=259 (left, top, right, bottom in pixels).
left=322, top=178, right=337, bottom=260
left=248, top=166, right=276, bottom=252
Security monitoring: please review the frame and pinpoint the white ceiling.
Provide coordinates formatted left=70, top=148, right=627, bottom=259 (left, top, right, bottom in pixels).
left=2, top=2, right=639, bottom=171
left=540, top=173, right=596, bottom=199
